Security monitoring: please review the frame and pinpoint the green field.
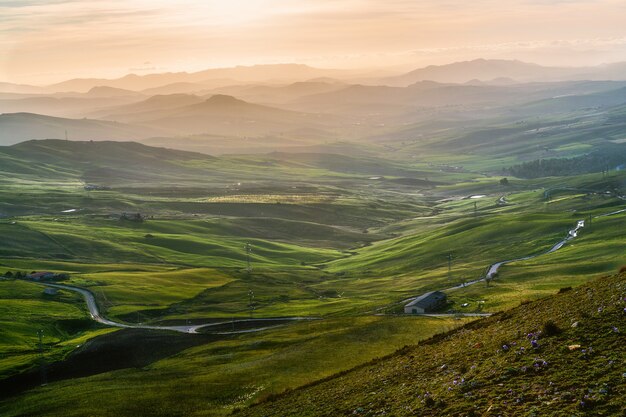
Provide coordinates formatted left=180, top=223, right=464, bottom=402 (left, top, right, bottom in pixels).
left=0, top=315, right=469, bottom=417
left=0, top=127, right=624, bottom=415
left=237, top=272, right=626, bottom=417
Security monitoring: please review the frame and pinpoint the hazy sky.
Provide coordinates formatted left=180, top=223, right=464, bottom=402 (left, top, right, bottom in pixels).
left=1, top=0, right=625, bottom=84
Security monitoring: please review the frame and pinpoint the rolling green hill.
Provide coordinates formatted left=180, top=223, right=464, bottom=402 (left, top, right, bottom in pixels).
left=240, top=271, right=626, bottom=417
left=0, top=138, right=624, bottom=416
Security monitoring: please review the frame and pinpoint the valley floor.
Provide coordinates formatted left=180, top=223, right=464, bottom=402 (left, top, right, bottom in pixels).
left=0, top=139, right=624, bottom=416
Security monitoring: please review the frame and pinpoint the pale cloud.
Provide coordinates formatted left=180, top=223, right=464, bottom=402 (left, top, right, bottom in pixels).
left=0, top=0, right=625, bottom=84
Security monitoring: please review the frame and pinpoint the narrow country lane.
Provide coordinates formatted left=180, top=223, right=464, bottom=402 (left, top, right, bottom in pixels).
left=35, top=282, right=315, bottom=334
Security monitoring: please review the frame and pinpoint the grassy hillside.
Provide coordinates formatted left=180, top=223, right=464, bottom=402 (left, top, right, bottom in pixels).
left=1, top=140, right=623, bottom=322
left=0, top=279, right=113, bottom=380
left=0, top=138, right=623, bottom=416
left=0, top=316, right=469, bottom=417
left=240, top=271, right=626, bottom=417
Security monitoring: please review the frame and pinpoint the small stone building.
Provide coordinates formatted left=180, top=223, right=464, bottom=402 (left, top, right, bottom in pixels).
left=404, top=291, right=447, bottom=314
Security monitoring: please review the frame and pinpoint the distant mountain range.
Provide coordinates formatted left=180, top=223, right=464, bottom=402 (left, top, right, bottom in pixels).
left=207, top=80, right=347, bottom=105
left=3, top=78, right=626, bottom=148
left=381, top=59, right=626, bottom=87
left=0, top=86, right=145, bottom=118
left=3, top=60, right=626, bottom=97
left=44, top=64, right=355, bottom=93
left=3, top=59, right=626, bottom=151
left=0, top=82, right=50, bottom=95
left=103, top=94, right=337, bottom=137
left=90, top=94, right=206, bottom=120
left=0, top=94, right=338, bottom=146
left=286, top=79, right=626, bottom=117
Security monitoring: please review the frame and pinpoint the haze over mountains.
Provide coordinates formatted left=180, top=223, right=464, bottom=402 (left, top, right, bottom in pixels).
left=0, top=113, right=163, bottom=146
left=3, top=59, right=626, bottom=152
left=3, top=59, right=626, bottom=96
left=105, top=94, right=336, bottom=137
left=380, top=59, right=626, bottom=86
left=45, top=64, right=356, bottom=93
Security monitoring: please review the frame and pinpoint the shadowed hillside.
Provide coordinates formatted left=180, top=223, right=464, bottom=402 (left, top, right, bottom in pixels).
left=0, top=139, right=214, bottom=182
left=241, top=272, right=626, bottom=416
left=0, top=113, right=164, bottom=146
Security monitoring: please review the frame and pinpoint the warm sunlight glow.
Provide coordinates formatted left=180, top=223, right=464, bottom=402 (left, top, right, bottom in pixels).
left=0, top=0, right=624, bottom=84
left=1, top=1, right=625, bottom=416
left=196, top=0, right=281, bottom=26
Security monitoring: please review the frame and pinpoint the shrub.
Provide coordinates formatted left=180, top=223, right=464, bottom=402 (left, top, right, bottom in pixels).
left=542, top=320, right=561, bottom=337
left=619, top=265, right=626, bottom=274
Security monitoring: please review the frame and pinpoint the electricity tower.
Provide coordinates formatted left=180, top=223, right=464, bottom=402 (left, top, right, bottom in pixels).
left=244, top=242, right=252, bottom=273
left=248, top=290, right=255, bottom=318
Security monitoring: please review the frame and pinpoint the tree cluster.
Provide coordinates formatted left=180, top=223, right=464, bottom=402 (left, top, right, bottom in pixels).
left=505, top=149, right=626, bottom=179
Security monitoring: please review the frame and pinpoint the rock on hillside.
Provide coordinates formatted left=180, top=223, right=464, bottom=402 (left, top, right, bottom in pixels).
left=239, top=272, right=626, bottom=416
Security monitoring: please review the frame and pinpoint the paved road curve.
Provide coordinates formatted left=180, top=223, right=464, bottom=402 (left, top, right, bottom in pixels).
left=404, top=206, right=626, bottom=307
left=37, top=282, right=315, bottom=334
left=41, top=206, right=624, bottom=326
left=483, top=219, right=585, bottom=280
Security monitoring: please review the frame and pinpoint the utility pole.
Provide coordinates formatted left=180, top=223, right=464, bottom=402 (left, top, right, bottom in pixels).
left=244, top=242, right=252, bottom=273
left=447, top=253, right=453, bottom=281
left=37, top=329, right=47, bottom=386
left=473, top=201, right=478, bottom=217
left=248, top=290, right=255, bottom=318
